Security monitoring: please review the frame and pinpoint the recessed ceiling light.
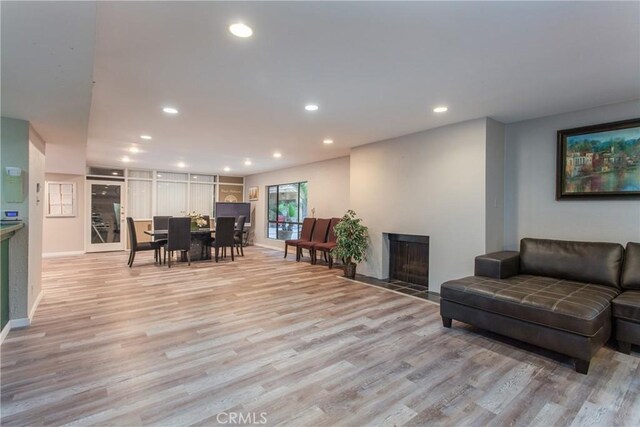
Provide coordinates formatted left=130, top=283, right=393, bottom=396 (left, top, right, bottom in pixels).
left=129, top=147, right=139, bottom=153
left=323, top=139, right=334, bottom=144
left=177, top=162, right=186, bottom=168
left=193, top=176, right=198, bottom=179
left=121, top=156, right=131, bottom=163
left=112, top=172, right=118, bottom=176
left=229, top=22, right=253, bottom=38
left=433, top=106, right=448, bottom=113
left=305, top=104, right=319, bottom=111
left=140, top=135, right=152, bottom=140
left=223, top=166, right=231, bottom=172
left=244, top=160, right=252, bottom=166
left=273, top=152, right=282, bottom=158
left=163, top=107, right=179, bottom=114
left=157, top=174, right=163, bottom=178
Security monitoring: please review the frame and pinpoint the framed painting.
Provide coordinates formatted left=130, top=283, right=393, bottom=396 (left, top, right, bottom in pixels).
left=556, top=118, right=640, bottom=199
left=248, top=186, right=259, bottom=201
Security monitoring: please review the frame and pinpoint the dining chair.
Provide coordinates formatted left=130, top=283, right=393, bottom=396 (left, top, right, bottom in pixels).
left=152, top=216, right=170, bottom=257
left=312, top=217, right=341, bottom=268
left=153, top=216, right=171, bottom=231
left=212, top=216, right=235, bottom=262
left=284, top=218, right=316, bottom=260
left=165, top=217, right=191, bottom=268
left=234, top=215, right=246, bottom=256
left=126, top=217, right=163, bottom=267
left=297, top=218, right=331, bottom=263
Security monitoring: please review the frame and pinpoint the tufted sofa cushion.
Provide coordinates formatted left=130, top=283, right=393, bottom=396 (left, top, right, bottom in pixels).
left=441, top=274, right=619, bottom=336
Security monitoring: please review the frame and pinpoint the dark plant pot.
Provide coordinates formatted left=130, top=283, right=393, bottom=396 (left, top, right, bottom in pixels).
left=344, top=263, right=357, bottom=279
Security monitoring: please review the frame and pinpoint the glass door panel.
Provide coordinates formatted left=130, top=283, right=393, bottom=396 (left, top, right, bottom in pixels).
left=87, top=181, right=125, bottom=252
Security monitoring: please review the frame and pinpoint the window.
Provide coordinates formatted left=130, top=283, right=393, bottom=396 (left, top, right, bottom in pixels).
left=113, top=168, right=241, bottom=220
left=127, top=170, right=152, bottom=219
left=267, top=182, right=308, bottom=240
left=156, top=172, right=188, bottom=216
left=189, top=174, right=216, bottom=217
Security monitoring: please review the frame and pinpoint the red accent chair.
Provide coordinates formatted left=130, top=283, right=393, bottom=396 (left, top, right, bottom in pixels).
left=312, top=217, right=341, bottom=268
left=297, top=218, right=331, bottom=263
left=284, top=218, right=316, bottom=261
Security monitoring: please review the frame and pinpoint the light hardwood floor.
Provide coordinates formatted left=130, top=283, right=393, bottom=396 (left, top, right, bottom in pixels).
left=1, top=247, right=639, bottom=426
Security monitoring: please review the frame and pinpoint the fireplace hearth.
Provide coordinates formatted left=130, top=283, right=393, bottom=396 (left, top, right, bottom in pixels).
left=385, top=233, right=429, bottom=289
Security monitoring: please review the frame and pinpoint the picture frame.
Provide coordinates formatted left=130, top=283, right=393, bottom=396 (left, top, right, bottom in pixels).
left=248, top=186, right=259, bottom=201
left=556, top=118, right=640, bottom=200
left=45, top=181, right=77, bottom=217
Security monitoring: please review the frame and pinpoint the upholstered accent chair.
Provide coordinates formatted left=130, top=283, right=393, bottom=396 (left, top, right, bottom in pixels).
left=297, top=218, right=331, bottom=263
left=309, top=217, right=341, bottom=267
left=284, top=217, right=316, bottom=261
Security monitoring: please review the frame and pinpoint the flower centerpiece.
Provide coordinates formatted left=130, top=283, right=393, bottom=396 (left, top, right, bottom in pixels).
left=187, top=211, right=208, bottom=230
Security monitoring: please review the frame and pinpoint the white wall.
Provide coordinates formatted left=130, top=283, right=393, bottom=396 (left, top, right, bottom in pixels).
left=42, top=173, right=85, bottom=255
left=44, top=142, right=86, bottom=175
left=504, top=100, right=640, bottom=249
left=350, top=118, right=493, bottom=293
left=485, top=117, right=505, bottom=253
left=244, top=157, right=350, bottom=250
left=28, top=128, right=46, bottom=316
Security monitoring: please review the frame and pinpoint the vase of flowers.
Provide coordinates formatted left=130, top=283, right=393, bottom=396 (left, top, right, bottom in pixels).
left=187, top=211, right=208, bottom=230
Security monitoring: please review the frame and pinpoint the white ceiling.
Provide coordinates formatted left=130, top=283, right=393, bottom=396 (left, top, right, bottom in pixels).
left=1, top=1, right=96, bottom=154
left=3, top=2, right=640, bottom=175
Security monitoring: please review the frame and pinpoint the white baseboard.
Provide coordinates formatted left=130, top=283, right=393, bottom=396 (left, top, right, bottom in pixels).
left=42, top=251, right=85, bottom=258
left=10, top=318, right=30, bottom=329
left=0, top=291, right=42, bottom=345
left=0, top=322, right=10, bottom=345
left=255, top=243, right=283, bottom=252
left=29, top=290, right=44, bottom=321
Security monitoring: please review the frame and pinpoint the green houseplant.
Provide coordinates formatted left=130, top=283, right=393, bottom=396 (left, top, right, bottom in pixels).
left=332, top=210, right=368, bottom=279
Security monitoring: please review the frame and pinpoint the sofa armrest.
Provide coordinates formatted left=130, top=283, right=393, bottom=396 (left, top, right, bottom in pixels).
left=474, top=251, right=520, bottom=279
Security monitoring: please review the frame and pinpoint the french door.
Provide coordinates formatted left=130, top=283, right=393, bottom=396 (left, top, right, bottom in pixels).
left=86, top=180, right=125, bottom=252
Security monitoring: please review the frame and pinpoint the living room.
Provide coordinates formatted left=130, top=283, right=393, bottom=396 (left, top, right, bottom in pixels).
left=1, top=1, right=639, bottom=426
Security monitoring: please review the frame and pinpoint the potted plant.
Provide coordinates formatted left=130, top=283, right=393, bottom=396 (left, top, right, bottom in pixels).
left=332, top=210, right=368, bottom=279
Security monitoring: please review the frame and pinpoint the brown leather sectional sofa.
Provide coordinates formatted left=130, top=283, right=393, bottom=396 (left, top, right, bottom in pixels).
left=440, top=238, right=639, bottom=374
left=615, top=242, right=640, bottom=354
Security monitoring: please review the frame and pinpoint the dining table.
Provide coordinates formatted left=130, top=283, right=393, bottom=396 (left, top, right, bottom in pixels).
left=144, top=228, right=213, bottom=261
left=144, top=227, right=247, bottom=262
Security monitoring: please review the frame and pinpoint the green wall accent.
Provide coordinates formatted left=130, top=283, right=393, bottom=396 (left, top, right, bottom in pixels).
left=1, top=117, right=30, bottom=321
left=1, top=238, right=9, bottom=330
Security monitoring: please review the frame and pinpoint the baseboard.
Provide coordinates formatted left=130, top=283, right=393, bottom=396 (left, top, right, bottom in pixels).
left=10, top=318, right=30, bottom=329
left=42, top=251, right=85, bottom=258
left=0, top=292, right=42, bottom=345
left=0, top=322, right=10, bottom=345
left=29, top=290, right=44, bottom=321
left=255, top=243, right=283, bottom=252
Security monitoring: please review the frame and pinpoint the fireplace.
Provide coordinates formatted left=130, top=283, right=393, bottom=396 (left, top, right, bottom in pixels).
left=386, top=233, right=429, bottom=288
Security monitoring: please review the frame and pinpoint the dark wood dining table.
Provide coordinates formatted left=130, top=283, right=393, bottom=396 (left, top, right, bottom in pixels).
left=144, top=228, right=213, bottom=261
left=144, top=228, right=247, bottom=262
